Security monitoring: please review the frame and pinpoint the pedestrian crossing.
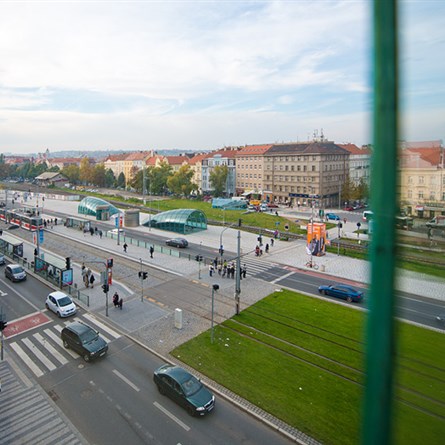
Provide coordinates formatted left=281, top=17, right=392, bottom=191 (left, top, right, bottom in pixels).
left=226, top=255, right=282, bottom=277
left=0, top=361, right=85, bottom=445
left=7, top=314, right=121, bottom=379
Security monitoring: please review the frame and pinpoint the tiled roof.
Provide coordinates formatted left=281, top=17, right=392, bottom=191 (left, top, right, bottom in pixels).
left=188, top=153, right=208, bottom=164
left=125, top=151, right=150, bottom=161
left=205, top=147, right=240, bottom=159
left=402, top=140, right=442, bottom=150
left=338, top=144, right=371, bottom=155
left=402, top=148, right=441, bottom=167
left=165, top=155, right=189, bottom=165
left=105, top=153, right=129, bottom=162
left=236, top=144, right=273, bottom=156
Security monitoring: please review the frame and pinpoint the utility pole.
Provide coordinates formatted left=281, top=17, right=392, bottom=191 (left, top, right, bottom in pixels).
left=142, top=165, right=146, bottom=206
left=140, top=258, right=144, bottom=302
left=235, top=229, right=241, bottom=315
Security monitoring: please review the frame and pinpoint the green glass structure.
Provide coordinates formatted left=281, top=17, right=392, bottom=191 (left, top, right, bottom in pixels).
left=77, top=197, right=119, bottom=218
left=144, top=209, right=207, bottom=234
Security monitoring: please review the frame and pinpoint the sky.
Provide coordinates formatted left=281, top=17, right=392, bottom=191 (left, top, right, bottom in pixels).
left=0, top=0, right=443, bottom=155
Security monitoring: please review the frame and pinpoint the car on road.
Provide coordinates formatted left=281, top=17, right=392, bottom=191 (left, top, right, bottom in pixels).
left=45, top=291, right=77, bottom=318
left=343, top=206, right=354, bottom=211
left=108, top=228, right=125, bottom=235
left=61, top=321, right=108, bottom=362
left=325, top=213, right=341, bottom=221
left=5, top=264, right=27, bottom=282
left=318, top=284, right=364, bottom=303
left=266, top=202, right=279, bottom=208
left=153, top=364, right=215, bottom=416
left=165, top=238, right=188, bottom=248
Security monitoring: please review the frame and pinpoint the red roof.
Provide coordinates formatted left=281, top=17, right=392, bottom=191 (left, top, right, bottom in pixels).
left=236, top=144, right=273, bottom=156
left=404, top=148, right=441, bottom=166
left=338, top=144, right=371, bottom=155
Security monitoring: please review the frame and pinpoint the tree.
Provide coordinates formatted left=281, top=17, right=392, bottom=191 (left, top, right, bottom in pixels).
left=92, top=164, right=107, bottom=187
left=355, top=177, right=369, bottom=202
left=105, top=169, right=116, bottom=188
left=117, top=172, right=126, bottom=189
left=79, top=158, right=94, bottom=185
left=209, top=165, right=229, bottom=197
left=61, top=164, right=80, bottom=184
left=167, top=165, right=195, bottom=196
left=130, top=169, right=143, bottom=193
left=339, top=176, right=355, bottom=205
left=147, top=162, right=173, bottom=195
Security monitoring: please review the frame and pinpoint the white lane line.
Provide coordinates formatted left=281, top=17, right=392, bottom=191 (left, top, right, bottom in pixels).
left=44, top=328, right=78, bottom=358
left=33, top=332, right=68, bottom=365
left=82, top=314, right=121, bottom=339
left=271, top=271, right=294, bottom=284
left=153, top=401, right=190, bottom=432
left=9, top=342, right=44, bottom=377
left=22, top=338, right=57, bottom=372
left=112, top=369, right=140, bottom=392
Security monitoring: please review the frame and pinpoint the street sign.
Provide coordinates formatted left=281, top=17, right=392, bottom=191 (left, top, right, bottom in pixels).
left=39, top=229, right=44, bottom=243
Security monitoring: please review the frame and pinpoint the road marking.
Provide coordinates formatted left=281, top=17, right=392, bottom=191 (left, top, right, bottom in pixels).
left=0, top=289, right=7, bottom=296
left=112, top=369, right=140, bottom=392
left=44, top=328, right=79, bottom=358
left=81, top=314, right=121, bottom=339
left=153, top=401, right=190, bottom=431
left=33, top=332, right=68, bottom=365
left=271, top=271, right=294, bottom=284
left=22, top=338, right=57, bottom=371
left=9, top=342, right=44, bottom=377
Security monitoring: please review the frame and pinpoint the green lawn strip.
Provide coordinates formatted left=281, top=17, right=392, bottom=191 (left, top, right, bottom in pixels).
left=395, top=367, right=445, bottom=418
left=224, top=319, right=363, bottom=384
left=392, top=399, right=445, bottom=445
left=172, top=326, right=362, bottom=445
left=233, top=311, right=364, bottom=372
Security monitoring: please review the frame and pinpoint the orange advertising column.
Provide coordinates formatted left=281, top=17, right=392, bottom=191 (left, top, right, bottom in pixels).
left=306, top=223, right=326, bottom=256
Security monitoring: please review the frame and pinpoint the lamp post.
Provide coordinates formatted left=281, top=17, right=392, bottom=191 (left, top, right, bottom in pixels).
left=310, top=197, right=315, bottom=268
left=198, top=241, right=202, bottom=279
left=211, top=284, right=219, bottom=343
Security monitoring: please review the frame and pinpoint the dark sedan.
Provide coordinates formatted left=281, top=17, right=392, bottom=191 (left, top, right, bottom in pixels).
left=165, top=238, right=188, bottom=248
left=318, top=284, right=364, bottom=303
left=153, top=364, right=215, bottom=416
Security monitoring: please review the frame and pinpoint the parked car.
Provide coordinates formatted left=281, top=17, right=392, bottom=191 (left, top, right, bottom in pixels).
left=267, top=202, right=279, bottom=208
left=61, top=321, right=108, bottom=362
left=45, top=291, right=77, bottom=318
left=318, top=284, right=364, bottom=303
left=108, top=228, right=125, bottom=235
left=343, top=206, right=354, bottom=211
left=325, top=213, right=341, bottom=221
left=153, top=364, right=215, bottom=416
left=0, top=254, right=5, bottom=266
left=5, top=264, right=27, bottom=282
left=165, top=238, right=188, bottom=248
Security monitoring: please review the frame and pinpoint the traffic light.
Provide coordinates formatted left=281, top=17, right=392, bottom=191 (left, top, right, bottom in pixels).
left=142, top=272, right=148, bottom=280
left=102, top=284, right=109, bottom=293
left=65, top=257, right=71, bottom=270
left=238, top=218, right=242, bottom=227
left=107, top=258, right=113, bottom=268
left=219, top=245, right=224, bottom=256
left=0, top=319, right=7, bottom=331
left=195, top=255, right=203, bottom=262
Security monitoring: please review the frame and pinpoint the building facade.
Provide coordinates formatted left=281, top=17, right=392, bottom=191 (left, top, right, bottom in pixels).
left=201, top=148, right=238, bottom=196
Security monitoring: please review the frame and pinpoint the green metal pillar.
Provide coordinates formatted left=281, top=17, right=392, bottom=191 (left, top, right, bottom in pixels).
left=362, top=1, right=399, bottom=445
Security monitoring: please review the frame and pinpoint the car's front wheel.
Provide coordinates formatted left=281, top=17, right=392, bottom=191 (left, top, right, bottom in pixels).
left=157, top=384, right=166, bottom=395
left=57, top=311, right=62, bottom=318
left=83, top=354, right=91, bottom=362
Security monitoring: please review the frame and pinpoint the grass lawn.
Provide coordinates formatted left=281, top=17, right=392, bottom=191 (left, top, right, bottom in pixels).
left=171, top=290, right=445, bottom=445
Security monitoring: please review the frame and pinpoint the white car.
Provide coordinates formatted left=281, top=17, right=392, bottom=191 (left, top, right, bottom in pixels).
left=108, top=228, right=125, bottom=235
left=45, top=291, right=77, bottom=318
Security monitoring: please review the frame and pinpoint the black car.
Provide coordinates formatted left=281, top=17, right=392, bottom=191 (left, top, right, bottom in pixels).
left=153, top=364, right=215, bottom=416
left=61, top=322, right=108, bottom=362
left=165, top=238, right=188, bottom=248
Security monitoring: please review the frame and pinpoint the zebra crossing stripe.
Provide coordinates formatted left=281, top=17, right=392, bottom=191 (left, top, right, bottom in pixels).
left=82, top=313, right=121, bottom=339
left=33, top=332, right=69, bottom=365
left=44, top=328, right=78, bottom=359
left=9, top=343, right=44, bottom=377
left=22, top=338, right=57, bottom=372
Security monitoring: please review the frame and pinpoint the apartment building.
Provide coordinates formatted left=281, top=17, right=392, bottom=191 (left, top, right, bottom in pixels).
left=263, top=141, right=350, bottom=208
left=188, top=153, right=208, bottom=193
left=235, top=144, right=273, bottom=197
left=338, top=143, right=371, bottom=186
left=201, top=147, right=239, bottom=196
left=399, top=140, right=445, bottom=217
left=103, top=153, right=129, bottom=180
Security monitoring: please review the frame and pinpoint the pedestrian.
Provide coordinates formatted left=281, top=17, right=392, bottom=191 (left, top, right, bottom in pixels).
left=55, top=217, right=58, bottom=225
left=343, top=218, right=347, bottom=225
left=275, top=211, right=279, bottom=217
left=218, top=263, right=222, bottom=275
left=213, top=257, right=218, bottom=269
left=123, top=242, right=128, bottom=253
left=34, top=248, right=38, bottom=257
left=270, top=238, right=274, bottom=247
left=95, top=227, right=98, bottom=235
left=242, top=264, right=247, bottom=278
left=118, top=298, right=123, bottom=310
left=255, top=245, right=260, bottom=256
left=44, top=220, right=47, bottom=228
left=90, top=227, right=94, bottom=236
left=265, top=243, right=269, bottom=253
left=222, top=263, right=227, bottom=277
left=99, top=230, right=103, bottom=239
left=209, top=264, right=214, bottom=277
left=89, top=274, right=95, bottom=288
left=113, top=292, right=119, bottom=307
left=149, top=245, right=154, bottom=258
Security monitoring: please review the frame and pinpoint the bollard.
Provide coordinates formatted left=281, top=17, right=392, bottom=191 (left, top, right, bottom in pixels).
left=321, top=264, right=326, bottom=272
left=174, top=308, right=183, bottom=329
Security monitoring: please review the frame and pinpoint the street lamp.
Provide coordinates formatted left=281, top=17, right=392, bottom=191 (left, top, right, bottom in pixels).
left=211, top=284, right=219, bottom=343
left=198, top=241, right=202, bottom=279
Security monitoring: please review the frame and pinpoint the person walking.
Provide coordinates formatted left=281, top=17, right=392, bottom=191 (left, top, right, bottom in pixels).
left=265, top=243, right=269, bottom=253
left=270, top=237, right=274, bottom=247
left=99, top=230, right=103, bottom=239
left=89, top=273, right=95, bottom=288
left=149, top=245, right=154, bottom=258
left=123, top=242, right=128, bottom=253
left=242, top=264, right=247, bottom=279
left=113, top=292, right=119, bottom=307
left=209, top=264, right=214, bottom=277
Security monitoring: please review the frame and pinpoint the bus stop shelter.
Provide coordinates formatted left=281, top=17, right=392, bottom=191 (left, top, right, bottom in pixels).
left=0, top=233, right=24, bottom=257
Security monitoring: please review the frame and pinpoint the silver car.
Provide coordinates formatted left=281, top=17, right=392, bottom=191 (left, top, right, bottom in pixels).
left=5, top=264, right=27, bottom=282
left=45, top=291, right=77, bottom=318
